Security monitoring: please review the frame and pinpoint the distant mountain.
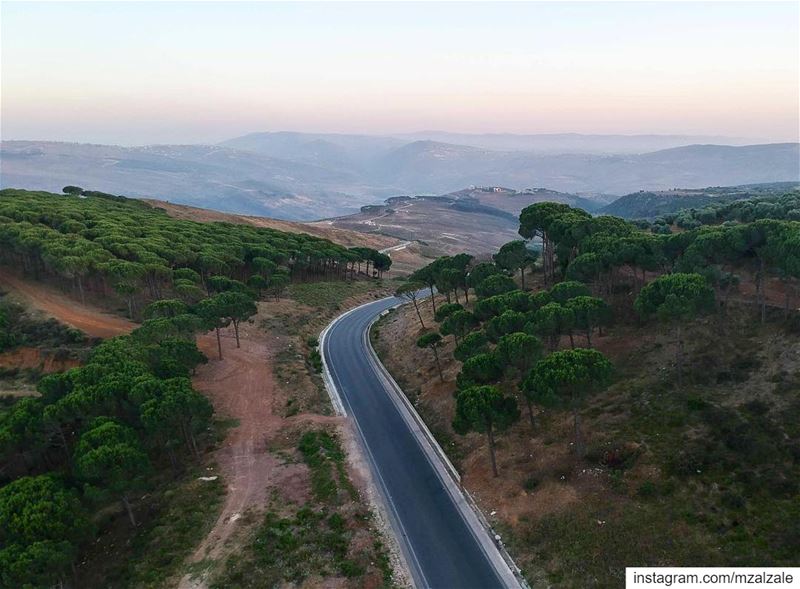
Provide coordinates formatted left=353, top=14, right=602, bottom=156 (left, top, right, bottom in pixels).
left=2, top=135, right=797, bottom=220
left=393, top=131, right=761, bottom=154
left=0, top=141, right=395, bottom=219
left=600, top=182, right=800, bottom=219
left=220, top=131, right=404, bottom=172
left=446, top=186, right=604, bottom=214
left=369, top=141, right=800, bottom=196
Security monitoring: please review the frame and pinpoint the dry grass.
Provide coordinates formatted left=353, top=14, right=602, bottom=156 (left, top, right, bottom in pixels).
left=373, top=279, right=800, bottom=587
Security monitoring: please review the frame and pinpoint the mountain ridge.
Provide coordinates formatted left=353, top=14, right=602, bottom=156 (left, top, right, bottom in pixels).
left=2, top=137, right=798, bottom=220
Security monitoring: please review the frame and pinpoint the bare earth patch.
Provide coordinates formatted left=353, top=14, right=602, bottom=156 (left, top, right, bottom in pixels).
left=0, top=267, right=135, bottom=338
left=2, top=272, right=405, bottom=587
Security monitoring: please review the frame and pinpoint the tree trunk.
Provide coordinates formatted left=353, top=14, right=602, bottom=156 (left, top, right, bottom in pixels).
left=429, top=286, right=437, bottom=315
left=676, top=323, right=683, bottom=388
left=189, top=429, right=200, bottom=459
left=756, top=257, right=766, bottom=323
left=215, top=327, right=223, bottom=360
left=463, top=286, right=469, bottom=304
left=412, top=298, right=425, bottom=328
left=167, top=446, right=178, bottom=474
left=568, top=331, right=575, bottom=349
left=77, top=275, right=85, bottom=305
left=585, top=327, right=593, bottom=347
left=573, top=406, right=584, bottom=457
left=432, top=346, right=443, bottom=382
left=122, top=494, right=137, bottom=527
left=233, top=319, right=240, bottom=348
left=525, top=397, right=536, bottom=429
left=487, top=422, right=498, bottom=477
left=784, top=284, right=790, bottom=318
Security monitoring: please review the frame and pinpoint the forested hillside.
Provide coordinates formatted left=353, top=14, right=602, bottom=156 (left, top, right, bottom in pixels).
left=638, top=191, right=800, bottom=233
left=0, top=188, right=394, bottom=588
left=0, top=188, right=391, bottom=318
left=600, top=182, right=798, bottom=220
left=377, top=191, right=800, bottom=586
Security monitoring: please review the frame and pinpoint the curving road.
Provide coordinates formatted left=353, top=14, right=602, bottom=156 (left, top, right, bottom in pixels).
left=321, top=295, right=521, bottom=589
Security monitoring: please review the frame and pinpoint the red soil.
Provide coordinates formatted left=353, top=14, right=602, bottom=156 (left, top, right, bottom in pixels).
left=0, top=268, right=136, bottom=338
left=0, top=346, right=82, bottom=374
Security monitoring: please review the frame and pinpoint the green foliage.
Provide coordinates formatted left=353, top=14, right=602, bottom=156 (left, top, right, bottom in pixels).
left=453, top=331, right=489, bottom=362
left=308, top=348, right=323, bottom=373
left=453, top=385, right=520, bottom=436
left=143, top=299, right=188, bottom=320
left=140, top=377, right=213, bottom=455
left=522, top=348, right=613, bottom=409
left=634, top=273, right=715, bottom=323
left=493, top=240, right=530, bottom=273
left=531, top=302, right=575, bottom=348
left=0, top=189, right=388, bottom=317
left=667, top=191, right=800, bottom=227
left=466, top=262, right=502, bottom=289
left=494, top=240, right=537, bottom=288
left=457, top=353, right=502, bottom=389
left=566, top=296, right=612, bottom=345
left=434, top=302, right=464, bottom=322
left=494, top=332, right=543, bottom=376
left=439, top=309, right=478, bottom=341
left=0, top=474, right=91, bottom=588
left=485, top=310, right=528, bottom=342
left=107, top=473, right=225, bottom=589
left=565, top=253, right=604, bottom=283
left=0, top=295, right=87, bottom=353
left=474, top=273, right=517, bottom=298
left=74, top=418, right=151, bottom=506
left=416, top=332, right=443, bottom=349
left=548, top=281, right=590, bottom=304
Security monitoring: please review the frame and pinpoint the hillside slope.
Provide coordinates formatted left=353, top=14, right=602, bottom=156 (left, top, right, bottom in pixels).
left=3, top=139, right=797, bottom=219
left=0, top=141, right=392, bottom=219
left=322, top=187, right=603, bottom=257
left=374, top=289, right=800, bottom=587
left=601, top=182, right=800, bottom=219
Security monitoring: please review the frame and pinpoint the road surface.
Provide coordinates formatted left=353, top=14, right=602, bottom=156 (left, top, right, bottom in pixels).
left=379, top=240, right=412, bottom=254
left=321, top=295, right=520, bottom=589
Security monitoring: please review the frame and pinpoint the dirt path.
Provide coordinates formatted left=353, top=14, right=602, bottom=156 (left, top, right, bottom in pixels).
left=179, top=322, right=345, bottom=588
left=0, top=270, right=357, bottom=586
left=0, top=268, right=136, bottom=338
left=178, top=332, right=287, bottom=579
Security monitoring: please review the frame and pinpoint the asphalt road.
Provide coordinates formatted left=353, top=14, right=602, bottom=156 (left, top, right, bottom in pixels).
left=321, top=295, right=515, bottom=589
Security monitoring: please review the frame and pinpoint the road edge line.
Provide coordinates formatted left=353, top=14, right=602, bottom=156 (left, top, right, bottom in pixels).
left=319, top=298, right=426, bottom=588
left=318, top=304, right=361, bottom=417
left=365, top=304, right=531, bottom=589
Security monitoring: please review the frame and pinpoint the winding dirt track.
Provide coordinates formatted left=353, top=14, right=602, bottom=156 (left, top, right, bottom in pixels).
left=1, top=269, right=344, bottom=587
left=179, top=326, right=345, bottom=588
left=0, top=268, right=136, bottom=337
left=183, top=333, right=284, bottom=566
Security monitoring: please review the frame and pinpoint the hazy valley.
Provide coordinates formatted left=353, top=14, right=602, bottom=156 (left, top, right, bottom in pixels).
left=2, top=133, right=798, bottom=221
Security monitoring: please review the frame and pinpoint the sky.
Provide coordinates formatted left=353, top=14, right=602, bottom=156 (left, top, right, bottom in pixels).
left=1, top=1, right=798, bottom=145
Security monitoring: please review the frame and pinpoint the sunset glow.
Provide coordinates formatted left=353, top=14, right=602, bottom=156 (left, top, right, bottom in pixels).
left=2, top=1, right=798, bottom=145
